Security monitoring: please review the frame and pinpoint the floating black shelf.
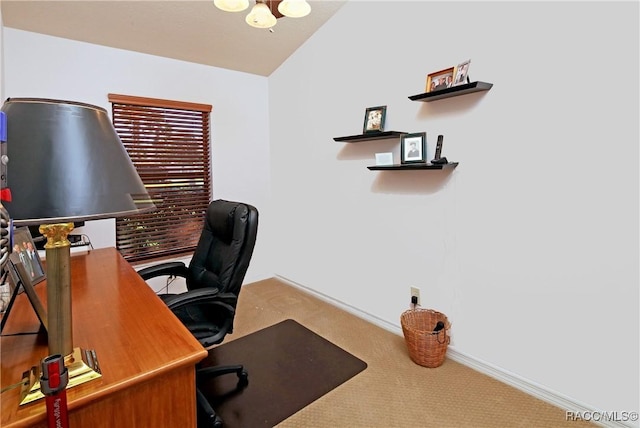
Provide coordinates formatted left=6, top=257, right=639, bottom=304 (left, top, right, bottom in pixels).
left=367, top=162, right=459, bottom=171
left=409, top=81, right=493, bottom=102
left=333, top=131, right=408, bottom=142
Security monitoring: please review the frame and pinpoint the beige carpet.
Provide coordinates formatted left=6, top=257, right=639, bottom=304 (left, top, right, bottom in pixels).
left=225, top=278, right=594, bottom=428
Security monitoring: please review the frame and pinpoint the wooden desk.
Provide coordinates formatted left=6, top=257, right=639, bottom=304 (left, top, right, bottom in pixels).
left=1, top=248, right=207, bottom=427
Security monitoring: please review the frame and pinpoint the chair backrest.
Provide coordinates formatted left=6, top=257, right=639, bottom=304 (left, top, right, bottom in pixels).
left=187, top=199, right=258, bottom=298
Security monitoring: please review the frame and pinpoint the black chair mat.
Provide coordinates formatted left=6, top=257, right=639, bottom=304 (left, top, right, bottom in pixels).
left=198, top=319, right=368, bottom=428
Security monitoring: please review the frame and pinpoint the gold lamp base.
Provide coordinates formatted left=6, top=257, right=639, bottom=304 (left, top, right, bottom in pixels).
left=19, top=347, right=102, bottom=406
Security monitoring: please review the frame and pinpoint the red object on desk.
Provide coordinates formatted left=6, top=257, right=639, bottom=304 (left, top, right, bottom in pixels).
left=41, top=355, right=69, bottom=428
left=0, top=187, right=12, bottom=201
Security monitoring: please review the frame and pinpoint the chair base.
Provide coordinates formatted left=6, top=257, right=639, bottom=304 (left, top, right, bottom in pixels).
left=197, top=388, right=223, bottom=428
left=196, top=364, right=248, bottom=428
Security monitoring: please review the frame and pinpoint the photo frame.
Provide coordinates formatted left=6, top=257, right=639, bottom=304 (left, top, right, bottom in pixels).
left=0, top=266, right=19, bottom=330
left=401, top=132, right=427, bottom=164
left=12, top=226, right=46, bottom=285
left=453, top=59, right=471, bottom=86
left=0, top=259, right=22, bottom=323
left=4, top=263, right=21, bottom=295
left=0, top=269, right=14, bottom=314
left=375, top=152, right=393, bottom=166
left=363, top=106, right=386, bottom=133
left=426, top=67, right=455, bottom=93
left=6, top=257, right=48, bottom=331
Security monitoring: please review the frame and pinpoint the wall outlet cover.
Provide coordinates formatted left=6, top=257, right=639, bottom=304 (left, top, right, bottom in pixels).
left=410, top=286, right=420, bottom=306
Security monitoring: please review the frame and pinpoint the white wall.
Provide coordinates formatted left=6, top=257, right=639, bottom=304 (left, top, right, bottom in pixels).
left=3, top=1, right=638, bottom=423
left=269, top=0, right=638, bottom=421
left=2, top=29, right=273, bottom=284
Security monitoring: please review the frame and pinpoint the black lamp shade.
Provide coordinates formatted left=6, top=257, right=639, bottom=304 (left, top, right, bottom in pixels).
left=1, top=98, right=154, bottom=225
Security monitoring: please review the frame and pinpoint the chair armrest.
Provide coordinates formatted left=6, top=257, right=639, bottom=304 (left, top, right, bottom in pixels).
left=137, top=261, right=188, bottom=280
left=163, top=289, right=237, bottom=346
left=162, top=288, right=236, bottom=314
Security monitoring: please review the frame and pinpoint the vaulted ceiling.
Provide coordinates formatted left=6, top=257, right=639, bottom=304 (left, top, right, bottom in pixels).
left=1, top=1, right=346, bottom=76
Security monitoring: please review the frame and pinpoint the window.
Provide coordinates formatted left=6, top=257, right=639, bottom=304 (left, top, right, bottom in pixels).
left=109, top=94, right=212, bottom=263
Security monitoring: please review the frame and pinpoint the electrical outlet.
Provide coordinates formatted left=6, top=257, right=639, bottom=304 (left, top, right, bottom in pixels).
left=410, top=286, right=420, bottom=306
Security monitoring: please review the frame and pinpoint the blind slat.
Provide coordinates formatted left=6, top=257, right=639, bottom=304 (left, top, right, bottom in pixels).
left=111, top=95, right=212, bottom=263
left=109, top=93, right=212, bottom=112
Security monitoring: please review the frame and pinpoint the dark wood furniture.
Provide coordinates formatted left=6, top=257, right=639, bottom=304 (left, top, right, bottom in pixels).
left=1, top=247, right=207, bottom=427
left=367, top=162, right=459, bottom=171
left=333, top=131, right=408, bottom=142
left=408, top=81, right=493, bottom=102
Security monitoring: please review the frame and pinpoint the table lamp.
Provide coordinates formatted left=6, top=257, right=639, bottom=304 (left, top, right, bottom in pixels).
left=0, top=98, right=155, bottom=403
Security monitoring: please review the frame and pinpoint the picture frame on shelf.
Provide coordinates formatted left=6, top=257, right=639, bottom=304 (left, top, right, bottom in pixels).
left=12, top=226, right=46, bottom=285
left=453, top=59, right=471, bottom=86
left=401, top=132, right=427, bottom=164
left=375, top=152, right=394, bottom=166
left=426, top=67, right=455, bottom=92
left=362, top=105, right=386, bottom=133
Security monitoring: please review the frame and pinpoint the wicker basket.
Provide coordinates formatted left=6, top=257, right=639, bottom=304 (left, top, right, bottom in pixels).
left=400, top=308, right=450, bottom=368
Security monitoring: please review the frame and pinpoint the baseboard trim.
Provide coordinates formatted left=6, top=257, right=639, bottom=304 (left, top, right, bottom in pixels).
left=275, top=275, right=635, bottom=428
left=445, top=349, right=635, bottom=428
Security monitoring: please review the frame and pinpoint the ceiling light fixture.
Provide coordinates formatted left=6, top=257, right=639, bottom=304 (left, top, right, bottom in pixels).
left=214, top=0, right=250, bottom=12
left=214, top=0, right=311, bottom=29
left=278, top=0, right=311, bottom=18
left=246, top=2, right=277, bottom=29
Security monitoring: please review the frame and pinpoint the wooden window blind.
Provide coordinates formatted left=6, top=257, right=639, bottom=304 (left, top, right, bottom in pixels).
left=109, top=94, right=212, bottom=263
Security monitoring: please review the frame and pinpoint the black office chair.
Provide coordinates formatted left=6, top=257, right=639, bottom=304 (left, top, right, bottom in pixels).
left=137, top=199, right=259, bottom=428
